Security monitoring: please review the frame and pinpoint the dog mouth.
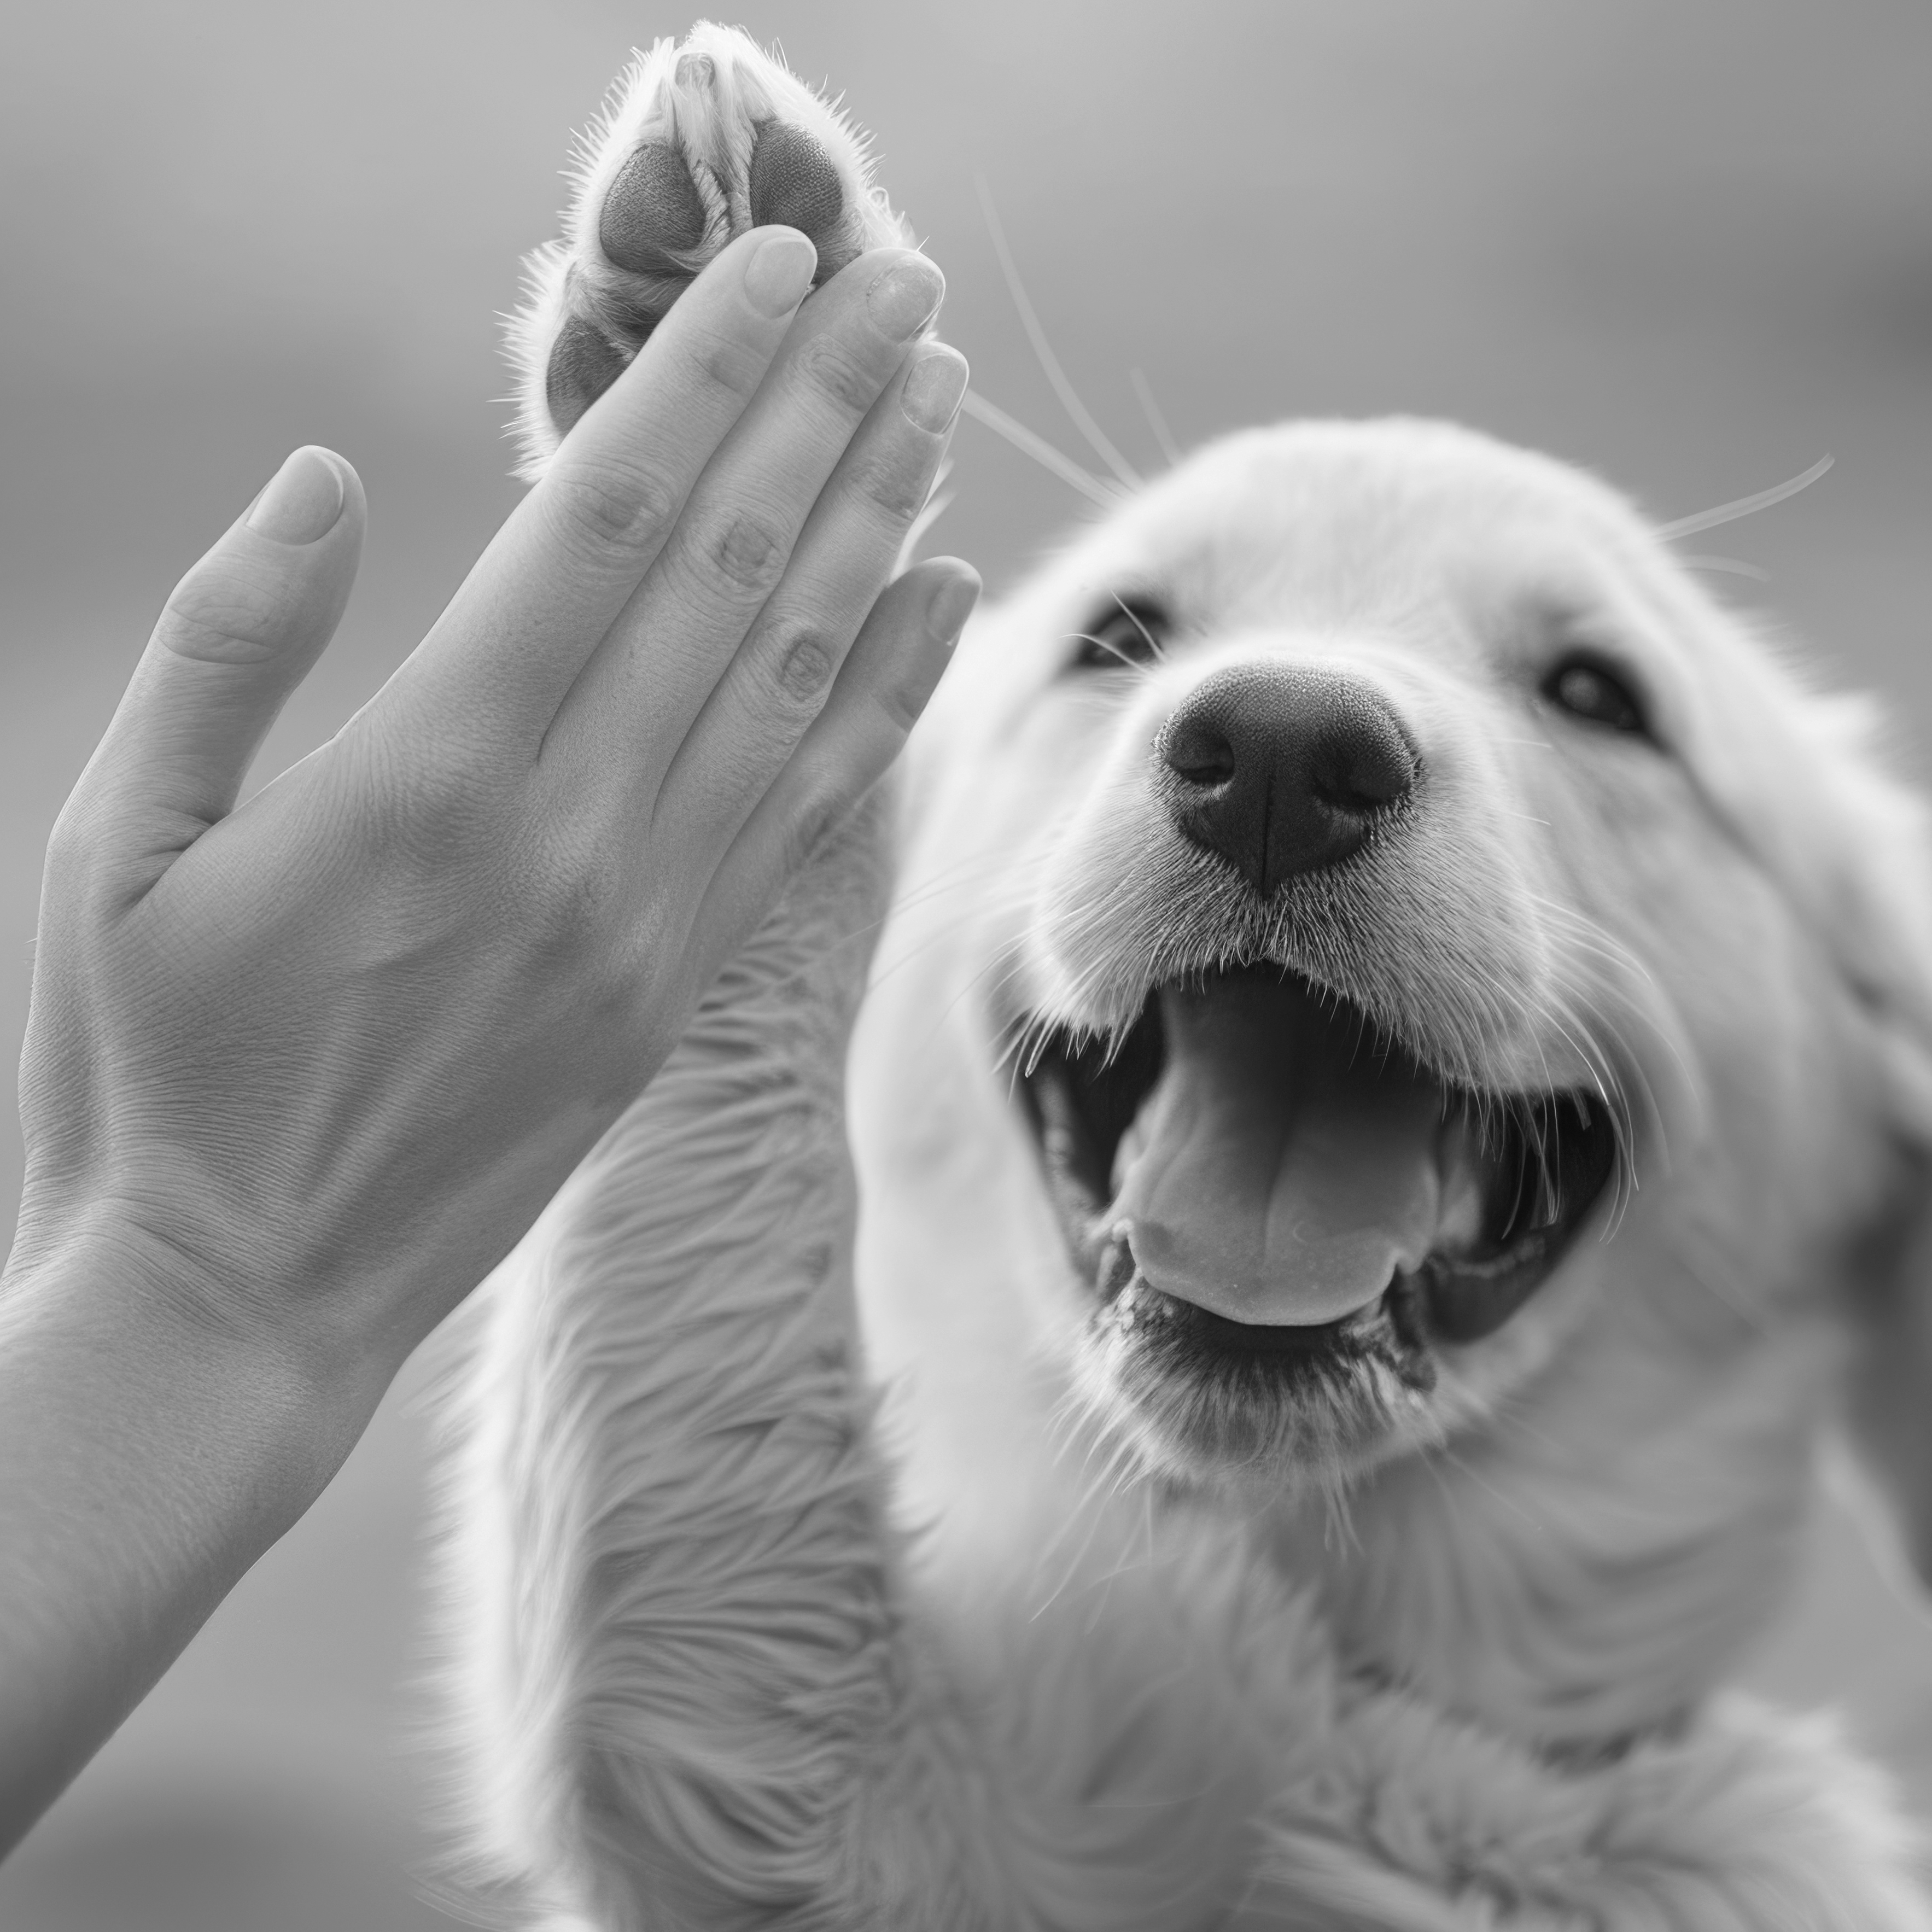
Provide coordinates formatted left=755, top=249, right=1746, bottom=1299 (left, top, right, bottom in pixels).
left=1015, top=967, right=1619, bottom=1376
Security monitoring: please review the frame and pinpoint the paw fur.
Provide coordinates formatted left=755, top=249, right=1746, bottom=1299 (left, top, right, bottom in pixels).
left=507, top=23, right=914, bottom=478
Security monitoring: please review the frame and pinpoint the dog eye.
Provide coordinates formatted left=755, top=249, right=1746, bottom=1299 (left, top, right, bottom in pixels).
left=1069, top=600, right=1167, bottom=672
left=1542, top=653, right=1651, bottom=737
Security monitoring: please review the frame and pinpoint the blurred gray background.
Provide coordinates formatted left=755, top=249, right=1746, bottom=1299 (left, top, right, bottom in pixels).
left=3, top=1, right=1930, bottom=1925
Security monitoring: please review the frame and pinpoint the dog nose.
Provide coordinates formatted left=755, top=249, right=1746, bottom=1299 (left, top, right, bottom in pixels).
left=1158, top=665, right=1416, bottom=894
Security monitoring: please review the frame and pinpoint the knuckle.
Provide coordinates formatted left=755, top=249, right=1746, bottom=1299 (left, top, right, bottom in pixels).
left=533, top=853, right=619, bottom=958
left=872, top=671, right=928, bottom=737
left=779, top=783, right=845, bottom=875
left=342, top=721, right=492, bottom=855
left=848, top=443, right=931, bottom=525
left=43, top=792, right=103, bottom=880
left=709, top=509, right=787, bottom=594
left=688, top=324, right=771, bottom=404
left=794, top=332, right=886, bottom=417
left=545, top=460, right=679, bottom=559
left=765, top=627, right=839, bottom=707
left=160, top=567, right=294, bottom=665
left=517, top=825, right=651, bottom=1005
left=404, top=749, right=484, bottom=831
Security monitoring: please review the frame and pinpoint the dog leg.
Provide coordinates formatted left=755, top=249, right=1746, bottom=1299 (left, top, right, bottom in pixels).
left=439, top=30, right=1427, bottom=1929
left=437, top=797, right=1025, bottom=1928
left=436, top=806, right=1303, bottom=1930
left=435, top=31, right=1005, bottom=1926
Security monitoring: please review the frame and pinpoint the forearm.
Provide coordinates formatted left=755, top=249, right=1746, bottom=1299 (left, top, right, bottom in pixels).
left=0, top=1223, right=386, bottom=1855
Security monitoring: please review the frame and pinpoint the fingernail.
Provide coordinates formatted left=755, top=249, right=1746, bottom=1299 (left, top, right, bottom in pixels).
left=901, top=348, right=968, bottom=434
left=247, top=446, right=345, bottom=544
left=927, top=570, right=981, bottom=645
left=744, top=228, right=819, bottom=317
left=869, top=256, right=945, bottom=342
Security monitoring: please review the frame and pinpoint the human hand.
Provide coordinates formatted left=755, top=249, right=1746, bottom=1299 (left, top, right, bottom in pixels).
left=0, top=226, right=973, bottom=1845
left=9, top=225, right=975, bottom=1391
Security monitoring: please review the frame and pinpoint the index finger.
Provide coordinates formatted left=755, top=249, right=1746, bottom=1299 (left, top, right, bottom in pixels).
left=389, top=225, right=821, bottom=753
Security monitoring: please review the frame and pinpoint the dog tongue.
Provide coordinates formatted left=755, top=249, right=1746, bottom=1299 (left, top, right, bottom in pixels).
left=1109, top=974, right=1445, bottom=1324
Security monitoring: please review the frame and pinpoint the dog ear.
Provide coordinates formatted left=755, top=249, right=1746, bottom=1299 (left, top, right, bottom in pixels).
left=1789, top=694, right=1932, bottom=1589
left=1820, top=739, right=1932, bottom=1589
left=1838, top=1137, right=1932, bottom=1589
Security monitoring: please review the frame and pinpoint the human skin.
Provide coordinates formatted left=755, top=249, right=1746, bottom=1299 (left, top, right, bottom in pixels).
left=0, top=224, right=977, bottom=1856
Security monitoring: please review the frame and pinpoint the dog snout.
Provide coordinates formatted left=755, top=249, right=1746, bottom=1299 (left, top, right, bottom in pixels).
left=1157, top=665, right=1417, bottom=894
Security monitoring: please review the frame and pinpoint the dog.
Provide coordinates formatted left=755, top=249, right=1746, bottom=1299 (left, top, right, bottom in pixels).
left=437, top=24, right=1932, bottom=1928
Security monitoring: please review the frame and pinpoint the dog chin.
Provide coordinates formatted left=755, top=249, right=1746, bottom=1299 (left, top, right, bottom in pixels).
left=1011, top=963, right=1620, bottom=1488
left=1074, top=1277, right=1446, bottom=1489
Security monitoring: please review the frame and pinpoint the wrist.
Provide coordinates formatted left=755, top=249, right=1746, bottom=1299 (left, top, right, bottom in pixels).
left=0, top=1212, right=394, bottom=1852
left=2, top=1196, right=395, bottom=1499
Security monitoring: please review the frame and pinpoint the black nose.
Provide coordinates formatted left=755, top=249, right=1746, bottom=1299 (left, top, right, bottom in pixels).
left=1158, top=665, right=1417, bottom=895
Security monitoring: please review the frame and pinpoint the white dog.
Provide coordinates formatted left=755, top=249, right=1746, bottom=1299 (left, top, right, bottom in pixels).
left=439, top=25, right=1932, bottom=1929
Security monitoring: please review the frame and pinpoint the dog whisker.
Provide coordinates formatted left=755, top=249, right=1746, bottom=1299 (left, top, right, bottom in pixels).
left=1105, top=589, right=1168, bottom=664
left=1128, top=366, right=1184, bottom=470
left=976, top=176, right=1143, bottom=493
left=1679, top=553, right=1772, bottom=582
left=1657, top=453, right=1833, bottom=541
left=960, top=390, right=1124, bottom=510
left=1064, top=630, right=1157, bottom=675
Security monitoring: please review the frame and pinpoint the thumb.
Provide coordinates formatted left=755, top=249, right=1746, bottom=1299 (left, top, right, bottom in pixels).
left=85, top=446, right=366, bottom=861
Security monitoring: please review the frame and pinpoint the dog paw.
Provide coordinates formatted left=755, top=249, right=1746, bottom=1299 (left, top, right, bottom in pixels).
left=509, top=22, right=913, bottom=476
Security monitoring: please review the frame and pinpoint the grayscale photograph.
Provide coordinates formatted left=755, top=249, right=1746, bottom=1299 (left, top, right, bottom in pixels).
left=2, top=4, right=1931, bottom=1928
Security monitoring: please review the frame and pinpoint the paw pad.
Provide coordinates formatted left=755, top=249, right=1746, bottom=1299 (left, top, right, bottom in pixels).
left=746, top=122, right=845, bottom=251
left=507, top=24, right=914, bottom=477
left=599, top=144, right=708, bottom=278
left=544, top=314, right=629, bottom=437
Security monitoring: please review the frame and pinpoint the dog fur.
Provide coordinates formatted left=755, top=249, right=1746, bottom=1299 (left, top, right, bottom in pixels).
left=437, top=26, right=1932, bottom=1929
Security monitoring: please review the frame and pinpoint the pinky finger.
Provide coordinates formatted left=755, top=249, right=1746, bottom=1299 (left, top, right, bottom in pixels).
left=691, top=557, right=979, bottom=957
